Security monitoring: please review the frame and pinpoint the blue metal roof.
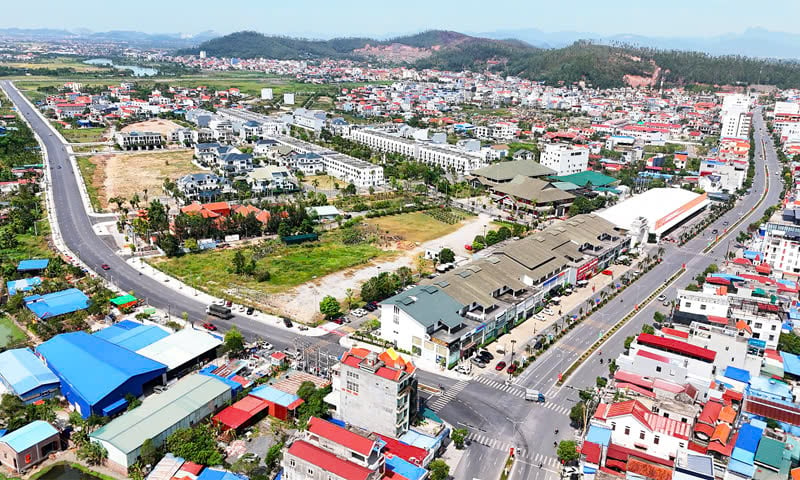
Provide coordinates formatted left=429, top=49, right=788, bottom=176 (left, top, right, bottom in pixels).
left=735, top=423, right=764, bottom=454
left=17, top=259, right=49, bottom=271
left=781, top=352, right=800, bottom=377
left=386, top=455, right=427, bottom=480
left=196, top=468, right=247, bottom=480
left=398, top=430, right=438, bottom=451
left=749, top=376, right=792, bottom=400
left=249, top=385, right=300, bottom=408
left=93, top=322, right=169, bottom=352
left=0, top=348, right=59, bottom=397
left=723, top=366, right=751, bottom=384
left=36, top=332, right=166, bottom=404
left=6, top=277, right=41, bottom=296
left=0, top=421, right=58, bottom=453
left=585, top=425, right=612, bottom=447
left=24, top=288, right=89, bottom=319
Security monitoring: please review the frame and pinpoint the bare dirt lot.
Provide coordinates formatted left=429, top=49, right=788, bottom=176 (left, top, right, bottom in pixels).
left=86, top=150, right=201, bottom=209
left=120, top=119, right=183, bottom=137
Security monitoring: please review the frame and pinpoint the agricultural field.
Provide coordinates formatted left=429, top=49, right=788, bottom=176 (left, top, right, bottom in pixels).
left=0, top=57, right=112, bottom=73
left=365, top=210, right=470, bottom=244
left=0, top=317, right=27, bottom=348
left=79, top=150, right=200, bottom=210
left=148, top=233, right=393, bottom=299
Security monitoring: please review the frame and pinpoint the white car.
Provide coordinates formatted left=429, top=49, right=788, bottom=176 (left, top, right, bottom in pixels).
left=543, top=308, right=555, bottom=315
left=237, top=305, right=246, bottom=312
left=263, top=342, right=274, bottom=351
left=534, top=313, right=545, bottom=321
left=352, top=309, right=366, bottom=317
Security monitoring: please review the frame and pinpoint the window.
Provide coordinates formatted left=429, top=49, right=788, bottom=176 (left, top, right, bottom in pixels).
left=654, top=436, right=660, bottom=445
left=679, top=442, right=685, bottom=448
left=755, top=322, right=763, bottom=329
left=611, top=422, right=616, bottom=431
left=655, top=366, right=662, bottom=373
left=308, top=469, right=314, bottom=476
left=639, top=431, right=646, bottom=440
left=624, top=426, right=630, bottom=435
left=700, top=304, right=707, bottom=311
left=771, top=324, right=777, bottom=331
left=346, top=381, right=359, bottom=393
left=347, top=371, right=359, bottom=380
left=684, top=302, right=692, bottom=308
left=393, top=305, right=400, bottom=324
left=289, top=460, right=295, bottom=467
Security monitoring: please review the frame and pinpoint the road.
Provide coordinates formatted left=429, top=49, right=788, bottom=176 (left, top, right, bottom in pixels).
left=6, top=80, right=780, bottom=480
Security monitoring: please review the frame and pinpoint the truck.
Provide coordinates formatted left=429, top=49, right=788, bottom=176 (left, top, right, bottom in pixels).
left=206, top=304, right=233, bottom=319
left=525, top=389, right=545, bottom=402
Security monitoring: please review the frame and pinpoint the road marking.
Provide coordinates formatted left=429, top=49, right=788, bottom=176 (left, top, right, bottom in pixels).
left=472, top=375, right=525, bottom=397
left=467, top=432, right=527, bottom=455
left=428, top=380, right=469, bottom=411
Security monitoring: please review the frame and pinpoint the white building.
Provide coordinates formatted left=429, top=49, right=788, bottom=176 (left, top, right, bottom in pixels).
left=114, top=131, right=165, bottom=150
left=322, top=153, right=385, bottom=188
left=292, top=108, right=327, bottom=132
left=720, top=111, right=751, bottom=139
left=540, top=143, right=588, bottom=175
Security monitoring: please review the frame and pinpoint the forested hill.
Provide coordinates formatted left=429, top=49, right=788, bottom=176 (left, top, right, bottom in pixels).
left=183, top=30, right=800, bottom=88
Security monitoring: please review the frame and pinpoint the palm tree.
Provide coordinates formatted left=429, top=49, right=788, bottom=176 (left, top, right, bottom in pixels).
left=312, top=179, right=320, bottom=193
left=345, top=288, right=354, bottom=311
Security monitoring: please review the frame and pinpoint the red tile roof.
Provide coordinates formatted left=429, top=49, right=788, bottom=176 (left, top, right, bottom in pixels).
left=614, top=370, right=654, bottom=389
left=375, top=434, right=428, bottom=466
left=615, top=383, right=656, bottom=398
left=637, top=349, right=671, bottom=364
left=744, top=396, right=800, bottom=427
left=582, top=441, right=602, bottom=464
left=606, top=443, right=674, bottom=467
left=308, top=417, right=376, bottom=456
left=288, top=440, right=374, bottom=480
left=597, top=400, right=691, bottom=440
left=627, top=458, right=673, bottom=480
left=636, top=333, right=716, bottom=363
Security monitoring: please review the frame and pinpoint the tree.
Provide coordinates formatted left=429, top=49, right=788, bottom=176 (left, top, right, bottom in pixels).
left=319, top=295, right=341, bottom=319
left=344, top=183, right=357, bottom=195
left=159, top=234, right=182, bottom=257
left=569, top=402, right=586, bottom=429
left=596, top=376, right=608, bottom=388
left=223, top=326, right=245, bottom=357
left=147, top=199, right=169, bottom=233
left=641, top=324, right=656, bottom=335
left=344, top=288, right=355, bottom=311
left=438, top=248, right=455, bottom=264
left=297, top=381, right=317, bottom=401
left=230, top=453, right=261, bottom=477
left=77, top=441, right=107, bottom=465
left=485, top=230, right=500, bottom=245
left=140, top=438, right=161, bottom=467
left=624, top=336, right=635, bottom=351
left=265, top=443, right=284, bottom=473
left=232, top=251, right=247, bottom=274
left=184, top=238, right=199, bottom=253
left=557, top=440, right=580, bottom=462
left=165, top=424, right=223, bottom=466
left=428, top=459, right=450, bottom=480
left=451, top=428, right=468, bottom=449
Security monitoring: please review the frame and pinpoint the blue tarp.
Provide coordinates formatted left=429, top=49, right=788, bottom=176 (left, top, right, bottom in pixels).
left=724, top=366, right=751, bottom=384
left=585, top=425, right=612, bottom=446
left=781, top=352, right=800, bottom=376
left=385, top=455, right=427, bottom=480
left=6, top=277, right=41, bottom=296
left=744, top=250, right=763, bottom=260
left=709, top=273, right=745, bottom=282
left=17, top=259, right=49, bottom=271
left=196, top=468, right=247, bottom=480
left=24, top=288, right=89, bottom=319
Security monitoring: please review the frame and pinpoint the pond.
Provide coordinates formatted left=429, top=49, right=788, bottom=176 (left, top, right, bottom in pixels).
left=84, top=58, right=158, bottom=77
left=36, top=465, right=106, bottom=480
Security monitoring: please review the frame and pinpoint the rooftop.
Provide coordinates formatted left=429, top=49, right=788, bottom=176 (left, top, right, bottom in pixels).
left=0, top=421, right=58, bottom=453
left=0, top=348, right=59, bottom=397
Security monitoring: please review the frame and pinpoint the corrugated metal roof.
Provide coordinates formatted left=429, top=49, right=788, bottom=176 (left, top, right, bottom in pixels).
left=0, top=348, right=59, bottom=397
left=136, top=329, right=221, bottom=371
left=0, top=421, right=58, bottom=453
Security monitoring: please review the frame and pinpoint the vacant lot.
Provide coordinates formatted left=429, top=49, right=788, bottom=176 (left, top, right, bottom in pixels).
left=303, top=175, right=341, bottom=191
left=149, top=235, right=392, bottom=300
left=57, top=126, right=108, bottom=143
left=366, top=211, right=466, bottom=244
left=0, top=317, right=26, bottom=348
left=121, top=119, right=183, bottom=137
left=82, top=150, right=199, bottom=210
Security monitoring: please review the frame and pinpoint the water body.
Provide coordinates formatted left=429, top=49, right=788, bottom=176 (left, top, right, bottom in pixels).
left=84, top=58, right=159, bottom=77
left=37, top=465, right=105, bottom=480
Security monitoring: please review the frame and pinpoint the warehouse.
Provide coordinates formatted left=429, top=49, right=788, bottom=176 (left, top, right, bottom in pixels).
left=93, top=320, right=170, bottom=352
left=0, top=421, right=60, bottom=473
left=36, top=332, right=167, bottom=418
left=0, top=349, right=59, bottom=403
left=24, top=288, right=90, bottom=319
left=135, top=329, right=222, bottom=378
left=89, top=374, right=231, bottom=471
left=597, top=188, right=709, bottom=244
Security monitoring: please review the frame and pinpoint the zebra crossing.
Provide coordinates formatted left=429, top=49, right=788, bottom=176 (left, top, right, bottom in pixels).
left=542, top=402, right=570, bottom=416
left=467, top=433, right=560, bottom=468
left=471, top=375, right=526, bottom=397
left=428, top=380, right=469, bottom=411
left=520, top=452, right=561, bottom=469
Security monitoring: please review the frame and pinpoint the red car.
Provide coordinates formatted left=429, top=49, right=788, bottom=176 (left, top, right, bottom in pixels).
left=507, top=362, right=518, bottom=374
left=202, top=322, right=217, bottom=331
left=495, top=361, right=507, bottom=371
left=101, top=264, right=110, bottom=270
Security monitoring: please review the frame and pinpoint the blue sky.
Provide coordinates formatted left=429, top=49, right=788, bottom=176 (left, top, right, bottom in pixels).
left=4, top=0, right=800, bottom=38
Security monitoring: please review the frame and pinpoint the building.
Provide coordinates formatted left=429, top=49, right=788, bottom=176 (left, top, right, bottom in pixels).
left=282, top=417, right=385, bottom=480
left=292, top=108, right=327, bottom=132
left=24, top=288, right=90, bottom=320
left=322, top=153, right=385, bottom=188
left=721, top=112, right=752, bottom=139
left=36, top=332, right=167, bottom=418
left=540, top=143, right=589, bottom=175
left=89, top=374, right=231, bottom=471
left=248, top=385, right=304, bottom=422
left=331, top=348, right=418, bottom=438
left=0, top=348, right=60, bottom=403
left=488, top=175, right=575, bottom=216
left=469, top=160, right=556, bottom=187
left=284, top=152, right=325, bottom=176
left=245, top=166, right=297, bottom=195
left=0, top=421, right=60, bottom=473
left=176, top=173, right=229, bottom=201
left=134, top=328, right=222, bottom=379
left=212, top=395, right=271, bottom=431
left=93, top=320, right=169, bottom=352
left=114, top=131, right=165, bottom=150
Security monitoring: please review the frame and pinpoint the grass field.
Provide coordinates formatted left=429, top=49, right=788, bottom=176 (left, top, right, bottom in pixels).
left=83, top=150, right=200, bottom=210
left=366, top=212, right=465, bottom=243
left=0, top=317, right=27, bottom=348
left=304, top=175, right=342, bottom=191
left=56, top=126, right=108, bottom=143
left=0, top=57, right=111, bottom=73
left=149, top=235, right=391, bottom=297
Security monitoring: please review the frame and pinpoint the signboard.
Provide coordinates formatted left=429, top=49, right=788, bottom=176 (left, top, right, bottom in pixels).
left=543, top=270, right=566, bottom=288
left=224, top=234, right=240, bottom=243
left=577, top=258, right=599, bottom=280
left=654, top=193, right=708, bottom=231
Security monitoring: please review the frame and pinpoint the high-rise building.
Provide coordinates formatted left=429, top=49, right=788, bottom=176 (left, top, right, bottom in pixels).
left=541, top=143, right=588, bottom=175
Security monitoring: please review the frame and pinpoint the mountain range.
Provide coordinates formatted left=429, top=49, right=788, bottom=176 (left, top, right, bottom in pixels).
left=0, top=28, right=219, bottom=48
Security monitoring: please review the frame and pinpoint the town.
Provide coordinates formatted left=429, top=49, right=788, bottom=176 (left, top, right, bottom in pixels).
left=3, top=6, right=800, bottom=480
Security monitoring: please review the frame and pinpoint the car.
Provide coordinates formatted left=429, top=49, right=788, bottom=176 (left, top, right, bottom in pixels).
left=470, top=357, right=487, bottom=368
left=202, top=322, right=217, bottom=331
left=495, top=361, right=507, bottom=371
left=711, top=229, right=718, bottom=235
left=237, top=305, right=246, bottom=312
left=262, top=342, right=274, bottom=351
left=364, top=304, right=376, bottom=312
left=723, top=221, right=729, bottom=226
left=225, top=300, right=233, bottom=307
left=663, top=300, right=670, bottom=307
left=246, top=307, right=255, bottom=315
left=331, top=317, right=345, bottom=325
left=153, top=385, right=168, bottom=394
left=477, top=349, right=494, bottom=361
left=282, top=317, right=293, bottom=328
left=543, top=308, right=555, bottom=316
left=657, top=294, right=667, bottom=302
left=507, top=363, right=518, bottom=374
left=533, top=313, right=545, bottom=321
left=101, top=264, right=110, bottom=270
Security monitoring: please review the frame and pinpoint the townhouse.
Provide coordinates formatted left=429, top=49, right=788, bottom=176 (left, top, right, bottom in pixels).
left=176, top=173, right=230, bottom=201
left=114, top=131, right=165, bottom=150
left=245, top=166, right=298, bottom=194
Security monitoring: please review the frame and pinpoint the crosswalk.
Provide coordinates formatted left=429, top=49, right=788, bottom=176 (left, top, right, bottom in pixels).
left=471, top=375, right=526, bottom=397
left=467, top=433, right=560, bottom=468
left=428, top=380, right=469, bottom=411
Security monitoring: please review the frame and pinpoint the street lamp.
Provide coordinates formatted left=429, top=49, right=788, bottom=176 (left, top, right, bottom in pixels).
left=510, top=339, right=517, bottom=358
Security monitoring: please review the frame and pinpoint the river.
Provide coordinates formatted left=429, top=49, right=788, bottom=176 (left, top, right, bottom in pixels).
left=84, top=58, right=158, bottom=77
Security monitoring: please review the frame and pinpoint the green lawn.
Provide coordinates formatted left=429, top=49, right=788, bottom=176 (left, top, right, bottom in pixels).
left=149, top=235, right=392, bottom=297
left=56, top=126, right=107, bottom=143
left=75, top=155, right=103, bottom=211
left=0, top=317, right=27, bottom=348
left=366, top=211, right=466, bottom=243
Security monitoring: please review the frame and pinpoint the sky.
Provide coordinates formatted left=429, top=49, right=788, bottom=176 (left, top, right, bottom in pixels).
left=4, top=0, right=800, bottom=38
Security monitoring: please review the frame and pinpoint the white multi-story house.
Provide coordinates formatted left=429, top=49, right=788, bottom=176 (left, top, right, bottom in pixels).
left=720, top=111, right=751, bottom=139
left=245, top=166, right=297, bottom=194
left=416, top=144, right=486, bottom=174
left=114, top=131, right=165, bottom=150
left=541, top=143, right=588, bottom=175
left=292, top=108, right=327, bottom=132
left=283, top=152, right=325, bottom=176
left=322, top=153, right=385, bottom=188
left=176, top=173, right=229, bottom=201
left=330, top=348, right=417, bottom=438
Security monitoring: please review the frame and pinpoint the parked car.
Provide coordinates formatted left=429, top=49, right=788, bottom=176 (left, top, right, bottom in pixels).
left=543, top=308, right=555, bottom=315
left=282, top=317, right=293, bottom=328
left=507, top=362, right=518, bottom=374
left=101, top=264, right=110, bottom=270
left=533, top=313, right=545, bottom=321
left=495, top=361, right=507, bottom=371
left=364, top=304, right=376, bottom=312
left=225, top=300, right=233, bottom=307
left=470, top=357, right=487, bottom=368
left=262, top=342, right=274, bottom=351
left=657, top=294, right=667, bottom=302
left=237, top=305, right=246, bottom=312
left=477, top=349, right=494, bottom=361
left=202, top=322, right=217, bottom=331
left=331, top=317, right=345, bottom=325
left=246, top=307, right=255, bottom=315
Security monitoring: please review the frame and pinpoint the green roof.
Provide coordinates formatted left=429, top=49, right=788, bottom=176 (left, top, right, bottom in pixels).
left=550, top=171, right=618, bottom=187
left=110, top=294, right=137, bottom=306
left=471, top=160, right=556, bottom=182
left=384, top=285, right=464, bottom=330
left=90, top=374, right=230, bottom=455
left=755, top=436, right=786, bottom=468
left=551, top=181, right=581, bottom=191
